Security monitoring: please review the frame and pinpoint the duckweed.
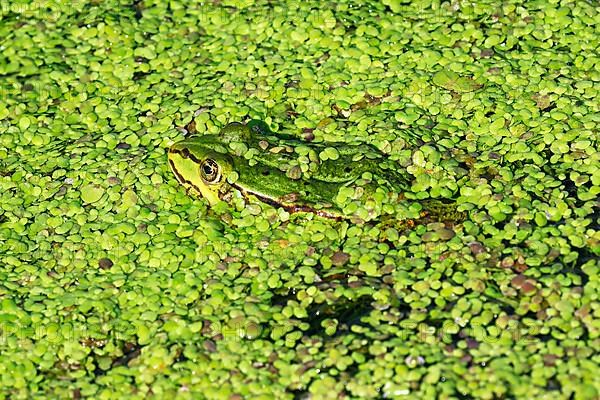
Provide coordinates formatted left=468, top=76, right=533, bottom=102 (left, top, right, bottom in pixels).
left=0, top=0, right=598, bottom=398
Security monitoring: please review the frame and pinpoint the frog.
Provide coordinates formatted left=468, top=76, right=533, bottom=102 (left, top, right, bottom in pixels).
left=168, top=120, right=464, bottom=224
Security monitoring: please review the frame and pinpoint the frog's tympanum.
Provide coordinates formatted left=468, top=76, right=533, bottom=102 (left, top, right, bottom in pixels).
left=168, top=120, right=463, bottom=224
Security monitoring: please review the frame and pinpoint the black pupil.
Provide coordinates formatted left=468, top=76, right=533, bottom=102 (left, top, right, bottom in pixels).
left=202, top=159, right=219, bottom=182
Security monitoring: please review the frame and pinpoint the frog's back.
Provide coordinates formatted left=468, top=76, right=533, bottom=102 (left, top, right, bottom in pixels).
left=242, top=122, right=405, bottom=185
left=313, top=148, right=408, bottom=187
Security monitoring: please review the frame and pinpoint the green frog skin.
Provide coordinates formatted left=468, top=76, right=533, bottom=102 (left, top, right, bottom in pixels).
left=168, top=120, right=463, bottom=223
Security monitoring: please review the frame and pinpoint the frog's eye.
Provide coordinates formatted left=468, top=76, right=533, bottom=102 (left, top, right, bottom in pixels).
left=200, top=159, right=221, bottom=184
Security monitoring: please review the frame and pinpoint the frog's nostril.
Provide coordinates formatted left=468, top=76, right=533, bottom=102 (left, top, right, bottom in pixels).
left=181, top=148, right=190, bottom=159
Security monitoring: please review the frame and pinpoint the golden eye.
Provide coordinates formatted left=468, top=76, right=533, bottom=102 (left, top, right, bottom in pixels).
left=200, top=159, right=221, bottom=184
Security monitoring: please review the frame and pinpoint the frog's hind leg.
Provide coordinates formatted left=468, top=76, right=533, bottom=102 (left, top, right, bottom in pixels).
left=378, top=199, right=466, bottom=236
left=418, top=199, right=466, bottom=224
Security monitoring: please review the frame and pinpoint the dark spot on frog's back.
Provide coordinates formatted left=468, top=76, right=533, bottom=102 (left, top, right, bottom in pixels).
left=247, top=120, right=271, bottom=135
left=261, top=169, right=270, bottom=176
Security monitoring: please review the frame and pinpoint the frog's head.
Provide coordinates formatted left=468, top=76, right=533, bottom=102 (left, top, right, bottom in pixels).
left=168, top=140, right=234, bottom=205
